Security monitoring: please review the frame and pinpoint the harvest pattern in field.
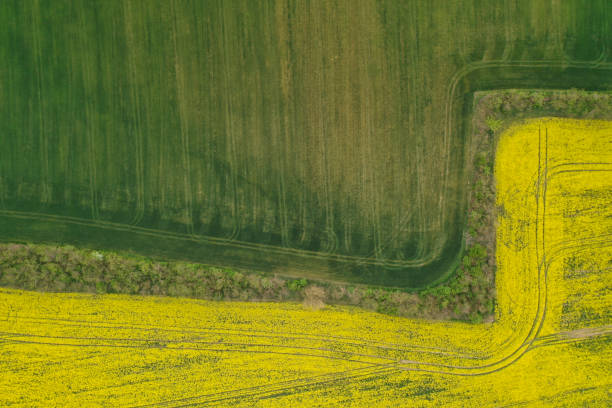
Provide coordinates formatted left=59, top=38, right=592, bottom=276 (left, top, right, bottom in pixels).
left=1, top=119, right=610, bottom=406
left=1, top=1, right=611, bottom=287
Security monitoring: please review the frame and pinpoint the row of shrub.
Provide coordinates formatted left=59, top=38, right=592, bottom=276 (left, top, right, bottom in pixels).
left=0, top=237, right=493, bottom=320
left=0, top=242, right=421, bottom=315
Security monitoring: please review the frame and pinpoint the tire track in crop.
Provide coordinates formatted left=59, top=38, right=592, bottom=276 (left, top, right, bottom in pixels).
left=217, top=2, right=240, bottom=242
left=537, top=159, right=612, bottom=258
left=0, top=209, right=441, bottom=267
left=0, top=335, right=397, bottom=407
left=75, top=3, right=99, bottom=221
left=538, top=220, right=612, bottom=259
left=130, top=365, right=397, bottom=408
left=122, top=0, right=145, bottom=227
left=550, top=168, right=612, bottom=177
left=0, top=349, right=125, bottom=373
left=407, top=0, right=426, bottom=260
left=0, top=330, right=402, bottom=366
left=170, top=0, right=194, bottom=235
left=547, top=161, right=612, bottom=173
left=535, top=126, right=544, bottom=273
left=312, top=15, right=334, bottom=256
left=31, top=0, right=50, bottom=205
left=497, top=384, right=612, bottom=407
left=358, top=6, right=382, bottom=262
left=7, top=315, right=480, bottom=361
left=171, top=368, right=398, bottom=407
left=599, top=1, right=610, bottom=63
left=274, top=1, right=291, bottom=249
left=0, top=335, right=395, bottom=370
left=500, top=0, right=513, bottom=62
left=529, top=325, right=612, bottom=349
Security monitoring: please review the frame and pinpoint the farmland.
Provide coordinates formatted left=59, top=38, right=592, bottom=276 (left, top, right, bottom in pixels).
left=1, top=118, right=610, bottom=406
left=1, top=1, right=611, bottom=287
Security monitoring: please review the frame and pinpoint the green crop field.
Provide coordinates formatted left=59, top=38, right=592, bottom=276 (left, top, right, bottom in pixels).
left=1, top=0, right=610, bottom=288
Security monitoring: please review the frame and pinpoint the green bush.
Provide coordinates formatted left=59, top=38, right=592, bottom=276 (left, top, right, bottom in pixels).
left=485, top=116, right=503, bottom=133
left=287, top=278, right=307, bottom=292
left=469, top=312, right=483, bottom=324
left=95, top=281, right=107, bottom=294
left=468, top=244, right=487, bottom=262
left=475, top=152, right=488, bottom=169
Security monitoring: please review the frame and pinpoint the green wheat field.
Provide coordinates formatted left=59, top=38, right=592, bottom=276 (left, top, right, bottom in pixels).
left=1, top=0, right=610, bottom=287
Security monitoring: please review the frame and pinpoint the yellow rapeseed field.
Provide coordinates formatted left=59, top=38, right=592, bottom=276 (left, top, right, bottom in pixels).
left=1, top=118, right=610, bottom=406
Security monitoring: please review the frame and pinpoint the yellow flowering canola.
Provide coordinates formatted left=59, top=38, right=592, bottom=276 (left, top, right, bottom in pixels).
left=1, top=118, right=610, bottom=407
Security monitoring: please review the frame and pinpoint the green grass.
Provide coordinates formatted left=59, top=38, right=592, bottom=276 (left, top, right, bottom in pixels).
left=1, top=0, right=611, bottom=288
